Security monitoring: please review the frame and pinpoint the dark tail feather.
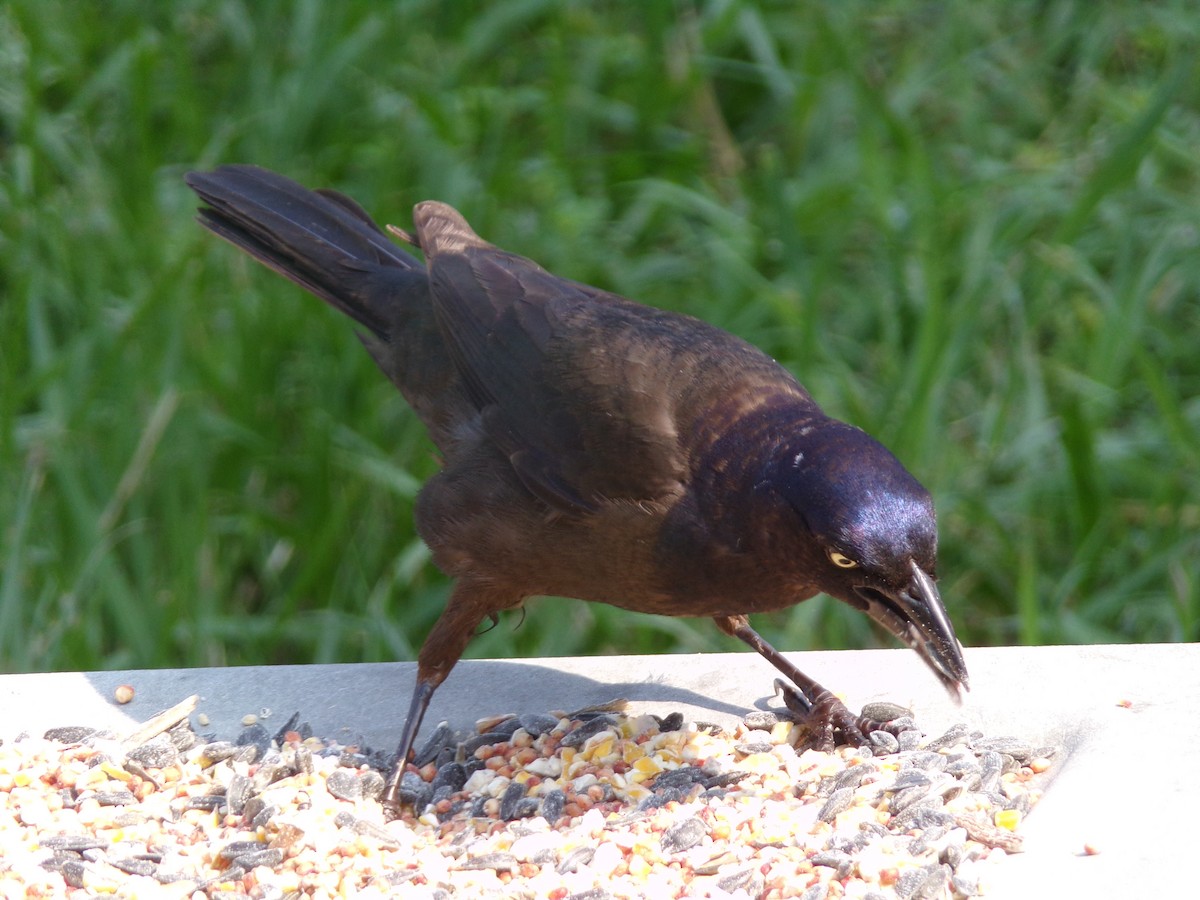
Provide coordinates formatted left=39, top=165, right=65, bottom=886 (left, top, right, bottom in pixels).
left=185, top=165, right=422, bottom=339
left=187, top=165, right=474, bottom=447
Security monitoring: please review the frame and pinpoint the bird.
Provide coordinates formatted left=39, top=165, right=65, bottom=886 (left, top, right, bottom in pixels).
left=185, top=164, right=969, bottom=810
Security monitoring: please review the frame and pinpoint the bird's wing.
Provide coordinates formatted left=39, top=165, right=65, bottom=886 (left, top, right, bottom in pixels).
left=412, top=201, right=793, bottom=514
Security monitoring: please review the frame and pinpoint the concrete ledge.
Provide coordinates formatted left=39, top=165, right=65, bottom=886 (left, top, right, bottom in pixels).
left=3, top=643, right=1195, bottom=896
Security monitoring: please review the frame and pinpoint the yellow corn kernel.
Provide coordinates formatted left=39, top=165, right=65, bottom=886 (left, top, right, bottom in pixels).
left=627, top=853, right=652, bottom=878
left=623, top=783, right=652, bottom=803
left=995, top=809, right=1021, bottom=831
left=632, top=756, right=662, bottom=776
left=583, top=736, right=614, bottom=761
left=100, top=762, right=132, bottom=783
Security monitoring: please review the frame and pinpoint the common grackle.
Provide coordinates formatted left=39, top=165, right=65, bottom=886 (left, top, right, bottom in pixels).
left=185, top=165, right=969, bottom=809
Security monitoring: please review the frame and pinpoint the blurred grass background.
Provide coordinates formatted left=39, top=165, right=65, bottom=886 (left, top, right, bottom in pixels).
left=2, top=0, right=1197, bottom=675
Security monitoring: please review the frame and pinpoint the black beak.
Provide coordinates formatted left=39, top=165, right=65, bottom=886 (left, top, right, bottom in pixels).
left=854, top=560, right=969, bottom=703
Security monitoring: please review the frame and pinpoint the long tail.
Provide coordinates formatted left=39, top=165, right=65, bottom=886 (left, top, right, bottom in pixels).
left=185, top=165, right=424, bottom=337
left=186, top=165, right=469, bottom=444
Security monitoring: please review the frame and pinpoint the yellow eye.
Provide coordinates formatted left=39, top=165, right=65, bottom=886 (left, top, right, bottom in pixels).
left=829, top=551, right=858, bottom=569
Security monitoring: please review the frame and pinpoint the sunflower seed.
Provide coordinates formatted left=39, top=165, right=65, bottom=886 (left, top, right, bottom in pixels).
left=922, top=722, right=966, bottom=751
left=499, top=782, right=528, bottom=821
left=656, top=711, right=685, bottom=732
left=834, top=765, right=870, bottom=792
left=235, top=723, right=271, bottom=762
left=978, top=751, right=1004, bottom=793
left=703, top=769, right=748, bottom=790
left=325, top=769, right=362, bottom=802
left=517, top=713, right=561, bottom=737
left=226, top=774, right=253, bottom=815
left=540, top=789, right=565, bottom=822
left=818, top=787, right=854, bottom=822
left=974, top=735, right=1034, bottom=763
left=412, top=722, right=455, bottom=767
left=653, top=766, right=705, bottom=792
left=110, top=857, right=158, bottom=877
left=860, top=702, right=912, bottom=723
left=490, top=717, right=525, bottom=738
left=743, top=710, right=779, bottom=731
left=233, top=848, right=284, bottom=869
left=718, top=868, right=758, bottom=893
left=735, top=740, right=775, bottom=756
left=889, top=770, right=933, bottom=791
left=40, top=836, right=106, bottom=852
left=459, top=852, right=517, bottom=872
left=661, top=816, right=705, bottom=853
left=127, top=735, right=179, bottom=768
left=198, top=741, right=239, bottom=765
left=431, top=761, right=467, bottom=794
left=344, top=818, right=393, bottom=847
left=868, top=730, right=900, bottom=754
left=556, top=846, right=594, bottom=874
left=559, top=715, right=618, bottom=749
left=44, top=726, right=98, bottom=744
left=186, top=794, right=226, bottom=811
left=462, top=731, right=509, bottom=756
left=902, top=751, right=946, bottom=772
left=812, top=850, right=853, bottom=878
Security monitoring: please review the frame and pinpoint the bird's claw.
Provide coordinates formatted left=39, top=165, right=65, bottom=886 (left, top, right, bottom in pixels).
left=773, top=678, right=874, bottom=752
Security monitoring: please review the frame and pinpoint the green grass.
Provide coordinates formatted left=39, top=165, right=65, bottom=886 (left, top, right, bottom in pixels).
left=2, top=0, right=1198, bottom=675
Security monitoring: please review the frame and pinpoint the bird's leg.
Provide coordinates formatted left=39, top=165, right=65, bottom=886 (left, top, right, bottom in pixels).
left=712, top=614, right=867, bottom=752
left=382, top=677, right=437, bottom=799
left=382, top=581, right=519, bottom=812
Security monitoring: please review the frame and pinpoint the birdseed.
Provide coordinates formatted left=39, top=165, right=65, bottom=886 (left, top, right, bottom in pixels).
left=0, top=696, right=1055, bottom=898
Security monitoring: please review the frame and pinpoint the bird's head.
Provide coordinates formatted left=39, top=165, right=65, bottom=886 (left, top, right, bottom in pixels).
left=762, top=420, right=969, bottom=702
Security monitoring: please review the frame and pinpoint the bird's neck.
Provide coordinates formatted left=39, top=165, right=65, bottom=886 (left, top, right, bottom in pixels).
left=686, top=397, right=827, bottom=543
left=652, top=399, right=829, bottom=604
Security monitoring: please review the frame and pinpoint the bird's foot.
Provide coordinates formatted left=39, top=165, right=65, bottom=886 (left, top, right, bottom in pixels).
left=773, top=678, right=879, bottom=753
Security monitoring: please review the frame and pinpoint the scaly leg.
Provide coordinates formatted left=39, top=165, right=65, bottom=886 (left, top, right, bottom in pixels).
left=382, top=582, right=520, bottom=811
left=713, top=614, right=868, bottom=752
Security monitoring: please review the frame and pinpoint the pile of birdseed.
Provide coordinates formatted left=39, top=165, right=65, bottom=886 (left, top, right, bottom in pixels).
left=0, top=696, right=1055, bottom=899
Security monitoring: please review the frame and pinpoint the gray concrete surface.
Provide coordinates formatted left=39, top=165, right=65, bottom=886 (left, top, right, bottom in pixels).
left=2, top=643, right=1195, bottom=897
